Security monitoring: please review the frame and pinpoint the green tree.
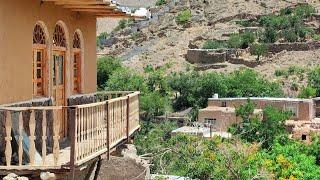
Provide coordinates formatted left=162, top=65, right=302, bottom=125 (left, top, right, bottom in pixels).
left=242, top=32, right=256, bottom=48
left=283, top=29, right=299, bottom=42
left=308, top=66, right=320, bottom=96
left=97, top=56, right=122, bottom=89
left=263, top=27, right=277, bottom=43
left=250, top=43, right=268, bottom=61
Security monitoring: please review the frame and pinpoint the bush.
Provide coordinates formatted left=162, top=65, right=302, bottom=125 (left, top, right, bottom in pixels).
left=176, top=10, right=192, bottom=25
left=228, top=34, right=243, bottom=48
left=283, top=29, right=299, bottom=42
left=294, top=4, right=316, bottom=18
left=242, top=32, right=256, bottom=48
left=298, top=86, right=317, bottom=98
left=263, top=27, right=277, bottom=43
left=202, top=40, right=227, bottom=49
left=97, top=56, right=122, bottom=89
left=308, top=66, right=320, bottom=96
left=155, top=0, right=166, bottom=6
left=97, top=32, right=108, bottom=48
left=235, top=19, right=252, bottom=27
left=250, top=43, right=268, bottom=61
left=114, top=19, right=134, bottom=31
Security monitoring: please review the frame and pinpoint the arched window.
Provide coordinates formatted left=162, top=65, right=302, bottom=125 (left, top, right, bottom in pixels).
left=72, top=31, right=82, bottom=93
left=33, top=23, right=47, bottom=97
left=53, top=25, right=66, bottom=47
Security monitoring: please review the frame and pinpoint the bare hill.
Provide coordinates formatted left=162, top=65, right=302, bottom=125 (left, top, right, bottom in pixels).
left=99, top=0, right=320, bottom=77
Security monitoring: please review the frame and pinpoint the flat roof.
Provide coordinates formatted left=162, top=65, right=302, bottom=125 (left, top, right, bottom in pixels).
left=200, top=106, right=262, bottom=113
left=208, top=97, right=313, bottom=103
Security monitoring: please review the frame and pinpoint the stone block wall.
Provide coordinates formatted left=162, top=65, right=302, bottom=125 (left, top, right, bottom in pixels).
left=186, top=49, right=227, bottom=64
left=267, top=42, right=320, bottom=54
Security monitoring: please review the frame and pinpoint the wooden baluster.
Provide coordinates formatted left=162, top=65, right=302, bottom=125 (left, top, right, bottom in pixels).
left=99, top=105, right=102, bottom=150
left=80, top=108, right=83, bottom=160
left=91, top=106, right=94, bottom=154
left=29, top=110, right=36, bottom=166
left=86, top=107, right=90, bottom=157
left=53, top=109, right=60, bottom=166
left=5, top=111, right=12, bottom=166
left=42, top=110, right=47, bottom=165
left=18, top=112, right=23, bottom=166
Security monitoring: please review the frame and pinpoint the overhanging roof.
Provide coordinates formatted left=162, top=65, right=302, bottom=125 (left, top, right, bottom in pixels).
left=41, top=0, right=131, bottom=18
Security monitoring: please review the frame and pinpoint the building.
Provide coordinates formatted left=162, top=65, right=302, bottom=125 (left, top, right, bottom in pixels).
left=198, top=95, right=320, bottom=142
left=0, top=1, right=140, bottom=178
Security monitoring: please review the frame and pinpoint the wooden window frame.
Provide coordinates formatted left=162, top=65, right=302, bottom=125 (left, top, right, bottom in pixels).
left=73, top=48, right=81, bottom=94
left=32, top=43, right=47, bottom=97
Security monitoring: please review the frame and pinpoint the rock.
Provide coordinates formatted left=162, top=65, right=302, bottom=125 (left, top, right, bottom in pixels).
left=17, top=177, right=29, bottom=180
left=40, top=172, right=56, bottom=180
left=3, top=173, right=18, bottom=180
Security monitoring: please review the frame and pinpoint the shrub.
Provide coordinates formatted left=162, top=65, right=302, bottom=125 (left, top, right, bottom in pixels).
left=250, top=43, right=268, bottom=61
left=114, top=19, right=134, bottom=31
left=97, top=56, right=122, bottom=89
left=263, top=27, right=277, bottom=43
left=312, top=34, right=320, bottom=41
left=283, top=29, right=298, bottom=42
left=202, top=40, right=227, bottom=49
left=297, top=27, right=315, bottom=39
left=298, top=86, right=317, bottom=98
left=308, top=66, right=320, bottom=96
left=97, top=32, right=108, bottom=48
left=235, top=19, right=252, bottom=27
left=294, top=4, right=316, bottom=18
left=155, top=0, right=166, bottom=6
left=242, top=32, right=256, bottom=48
left=176, top=10, right=192, bottom=25
left=290, top=82, right=299, bottom=91
left=228, top=34, right=243, bottom=48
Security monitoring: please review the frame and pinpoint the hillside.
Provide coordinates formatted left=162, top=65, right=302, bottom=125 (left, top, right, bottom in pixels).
left=97, top=0, right=320, bottom=97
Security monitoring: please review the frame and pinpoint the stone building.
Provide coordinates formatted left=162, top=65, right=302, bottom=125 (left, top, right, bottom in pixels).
left=198, top=95, right=320, bottom=142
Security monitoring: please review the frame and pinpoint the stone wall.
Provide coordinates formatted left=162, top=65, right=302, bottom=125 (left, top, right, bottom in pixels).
left=267, top=42, right=320, bottom=54
left=186, top=49, right=227, bottom=64
left=0, top=98, right=52, bottom=164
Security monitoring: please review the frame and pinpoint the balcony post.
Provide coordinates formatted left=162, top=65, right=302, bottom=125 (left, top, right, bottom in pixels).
left=69, top=106, right=77, bottom=180
left=105, top=101, right=110, bottom=160
left=126, top=96, right=130, bottom=143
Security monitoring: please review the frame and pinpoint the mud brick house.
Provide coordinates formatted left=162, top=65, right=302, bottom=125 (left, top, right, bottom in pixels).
left=198, top=95, right=320, bottom=142
left=0, top=1, right=140, bottom=179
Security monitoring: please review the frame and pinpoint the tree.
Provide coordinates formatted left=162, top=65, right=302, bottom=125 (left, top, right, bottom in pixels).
left=263, top=27, right=277, bottom=43
left=250, top=43, right=268, bottom=61
left=97, top=56, right=122, bottom=89
left=156, top=0, right=167, bottom=6
left=308, top=66, right=320, bottom=96
left=283, top=29, right=298, bottom=42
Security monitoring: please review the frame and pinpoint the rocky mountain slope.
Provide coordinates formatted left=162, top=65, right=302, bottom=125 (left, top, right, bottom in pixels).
left=99, top=0, right=320, bottom=77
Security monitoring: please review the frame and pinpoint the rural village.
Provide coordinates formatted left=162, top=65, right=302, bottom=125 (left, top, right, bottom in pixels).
left=2, top=0, right=320, bottom=179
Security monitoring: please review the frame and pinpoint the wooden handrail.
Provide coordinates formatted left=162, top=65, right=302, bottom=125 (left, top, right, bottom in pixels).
left=0, top=91, right=140, bottom=170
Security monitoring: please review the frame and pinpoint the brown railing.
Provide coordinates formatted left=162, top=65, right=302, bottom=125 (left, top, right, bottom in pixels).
left=0, top=91, right=140, bottom=171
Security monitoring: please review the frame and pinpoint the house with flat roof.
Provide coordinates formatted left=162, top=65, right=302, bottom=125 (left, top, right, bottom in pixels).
left=198, top=94, right=320, bottom=142
left=0, top=1, right=141, bottom=178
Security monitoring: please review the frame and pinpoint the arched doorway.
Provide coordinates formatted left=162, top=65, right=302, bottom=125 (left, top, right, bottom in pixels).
left=33, top=23, right=48, bottom=97
left=72, top=31, right=83, bottom=94
left=52, top=23, right=68, bottom=137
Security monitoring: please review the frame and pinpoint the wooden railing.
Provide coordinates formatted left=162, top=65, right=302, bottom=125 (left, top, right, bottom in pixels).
left=0, top=91, right=140, bottom=170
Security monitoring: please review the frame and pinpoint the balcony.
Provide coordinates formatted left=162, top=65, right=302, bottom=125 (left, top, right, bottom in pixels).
left=0, top=91, right=140, bottom=175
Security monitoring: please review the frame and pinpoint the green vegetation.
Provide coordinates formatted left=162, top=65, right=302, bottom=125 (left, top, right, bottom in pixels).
left=258, top=4, right=316, bottom=43
left=114, top=18, right=134, bottom=31
left=227, top=33, right=244, bottom=48
left=97, top=32, right=108, bottom=49
left=97, top=56, right=122, bottom=89
left=155, top=0, right=167, bottom=6
left=176, top=10, right=192, bottom=25
left=307, top=66, right=320, bottom=96
left=299, top=86, right=317, bottom=98
left=274, top=66, right=305, bottom=78
left=250, top=43, right=268, bottom=61
left=202, top=40, right=227, bottom=49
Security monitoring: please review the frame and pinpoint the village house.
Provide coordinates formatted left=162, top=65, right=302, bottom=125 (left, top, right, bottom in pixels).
left=0, top=0, right=140, bottom=179
left=198, top=94, right=320, bottom=142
